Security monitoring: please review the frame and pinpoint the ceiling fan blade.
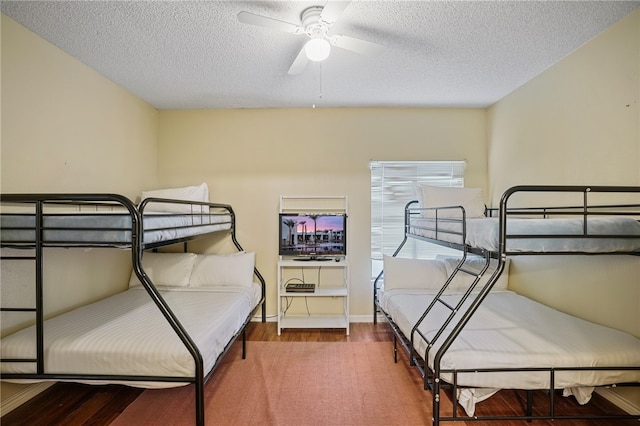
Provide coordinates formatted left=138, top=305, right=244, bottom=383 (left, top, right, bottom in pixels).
left=331, top=34, right=383, bottom=56
left=320, top=1, right=351, bottom=24
left=288, top=46, right=309, bottom=75
left=237, top=11, right=301, bottom=34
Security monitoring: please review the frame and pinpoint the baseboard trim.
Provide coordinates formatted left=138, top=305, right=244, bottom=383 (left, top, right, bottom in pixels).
left=252, top=315, right=378, bottom=323
left=595, top=387, right=640, bottom=415
left=1, top=382, right=54, bottom=415
left=349, top=315, right=375, bottom=323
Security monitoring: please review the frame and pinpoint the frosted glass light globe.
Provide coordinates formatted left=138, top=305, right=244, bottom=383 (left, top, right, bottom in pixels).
left=304, top=38, right=331, bottom=62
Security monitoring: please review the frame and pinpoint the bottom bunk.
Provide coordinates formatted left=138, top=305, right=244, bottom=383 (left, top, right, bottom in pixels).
left=377, top=255, right=640, bottom=424
left=1, top=251, right=263, bottom=423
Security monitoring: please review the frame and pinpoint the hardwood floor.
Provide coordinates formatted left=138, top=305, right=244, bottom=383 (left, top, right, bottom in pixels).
left=1, top=322, right=636, bottom=425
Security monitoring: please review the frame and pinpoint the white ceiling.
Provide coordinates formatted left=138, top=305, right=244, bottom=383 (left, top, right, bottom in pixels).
left=2, top=1, right=638, bottom=110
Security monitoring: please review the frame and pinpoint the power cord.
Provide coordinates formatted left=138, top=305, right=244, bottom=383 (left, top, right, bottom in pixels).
left=282, top=277, right=305, bottom=315
left=282, top=267, right=326, bottom=317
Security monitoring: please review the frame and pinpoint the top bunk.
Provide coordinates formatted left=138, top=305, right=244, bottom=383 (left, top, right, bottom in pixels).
left=0, top=184, right=234, bottom=250
left=406, top=185, right=640, bottom=256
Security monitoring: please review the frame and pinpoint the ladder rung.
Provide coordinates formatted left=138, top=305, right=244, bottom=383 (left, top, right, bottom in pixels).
left=459, top=266, right=481, bottom=276
left=436, top=298, right=455, bottom=311
left=0, top=256, right=36, bottom=260
left=1, top=307, right=36, bottom=312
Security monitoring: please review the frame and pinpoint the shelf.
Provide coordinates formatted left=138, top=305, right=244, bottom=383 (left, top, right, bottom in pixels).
left=280, top=195, right=348, bottom=213
left=279, top=315, right=348, bottom=330
left=279, top=259, right=348, bottom=268
left=281, top=287, right=348, bottom=297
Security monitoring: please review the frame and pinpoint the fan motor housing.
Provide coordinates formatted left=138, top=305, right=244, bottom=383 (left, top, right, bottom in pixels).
left=301, top=6, right=327, bottom=39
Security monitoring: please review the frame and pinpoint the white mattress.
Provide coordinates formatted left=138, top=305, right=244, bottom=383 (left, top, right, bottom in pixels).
left=409, top=216, right=640, bottom=253
left=0, top=284, right=261, bottom=388
left=0, top=211, right=232, bottom=246
left=380, top=289, right=640, bottom=414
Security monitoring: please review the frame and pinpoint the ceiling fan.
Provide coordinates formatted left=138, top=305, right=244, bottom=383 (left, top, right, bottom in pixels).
left=237, top=1, right=383, bottom=75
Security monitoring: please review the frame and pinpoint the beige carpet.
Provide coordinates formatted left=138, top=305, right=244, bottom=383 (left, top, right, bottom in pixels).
left=111, top=341, right=433, bottom=426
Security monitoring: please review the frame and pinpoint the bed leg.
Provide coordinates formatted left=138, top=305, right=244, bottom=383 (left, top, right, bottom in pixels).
left=195, top=380, right=205, bottom=426
left=393, top=336, right=398, bottom=363
left=242, top=328, right=247, bottom=359
left=526, top=390, right=533, bottom=421
left=432, top=378, right=441, bottom=426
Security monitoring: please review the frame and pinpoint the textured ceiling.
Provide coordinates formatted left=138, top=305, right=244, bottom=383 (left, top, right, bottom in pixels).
left=2, top=1, right=638, bottom=110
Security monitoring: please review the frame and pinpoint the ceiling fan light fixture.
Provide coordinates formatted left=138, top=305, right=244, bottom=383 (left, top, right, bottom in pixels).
left=304, top=38, right=331, bottom=61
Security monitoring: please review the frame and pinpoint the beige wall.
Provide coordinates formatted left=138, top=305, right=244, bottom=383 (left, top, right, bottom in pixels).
left=1, top=14, right=158, bottom=324
left=487, top=10, right=640, bottom=338
left=157, top=108, right=488, bottom=318
left=1, top=15, right=158, bottom=197
left=487, top=10, right=639, bottom=203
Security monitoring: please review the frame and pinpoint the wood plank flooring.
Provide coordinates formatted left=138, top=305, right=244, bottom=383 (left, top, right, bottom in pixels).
left=1, top=322, right=636, bottom=425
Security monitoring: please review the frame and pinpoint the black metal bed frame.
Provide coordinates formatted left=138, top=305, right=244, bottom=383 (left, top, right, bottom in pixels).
left=373, top=185, right=640, bottom=425
left=0, top=193, right=267, bottom=426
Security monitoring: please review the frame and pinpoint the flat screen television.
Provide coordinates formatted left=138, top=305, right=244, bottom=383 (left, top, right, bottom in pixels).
left=279, top=213, right=347, bottom=259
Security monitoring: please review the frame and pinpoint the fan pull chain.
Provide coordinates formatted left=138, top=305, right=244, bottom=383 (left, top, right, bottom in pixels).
left=313, top=63, right=323, bottom=109
left=319, top=62, right=323, bottom=101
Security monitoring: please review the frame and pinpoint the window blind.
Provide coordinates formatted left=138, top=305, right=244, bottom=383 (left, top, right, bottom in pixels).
left=370, top=160, right=466, bottom=278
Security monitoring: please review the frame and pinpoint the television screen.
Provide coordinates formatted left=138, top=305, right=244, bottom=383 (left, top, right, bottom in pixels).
left=279, top=213, right=347, bottom=258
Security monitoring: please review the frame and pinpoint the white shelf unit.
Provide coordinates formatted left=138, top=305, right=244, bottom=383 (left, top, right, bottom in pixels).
left=277, top=196, right=349, bottom=335
left=277, top=259, right=350, bottom=335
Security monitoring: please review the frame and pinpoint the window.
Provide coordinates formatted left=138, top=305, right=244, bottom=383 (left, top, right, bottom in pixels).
left=370, top=160, right=466, bottom=278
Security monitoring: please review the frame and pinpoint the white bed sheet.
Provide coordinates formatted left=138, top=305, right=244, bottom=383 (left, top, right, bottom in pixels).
left=0, top=212, right=232, bottom=246
left=409, top=216, right=640, bottom=253
left=380, top=289, right=640, bottom=415
left=0, top=284, right=261, bottom=388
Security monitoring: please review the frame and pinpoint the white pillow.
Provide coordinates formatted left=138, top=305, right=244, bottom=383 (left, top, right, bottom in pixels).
left=383, top=255, right=448, bottom=290
left=190, top=252, right=255, bottom=287
left=417, top=185, right=485, bottom=218
left=436, top=255, right=510, bottom=291
left=141, top=182, right=209, bottom=213
left=129, top=252, right=197, bottom=288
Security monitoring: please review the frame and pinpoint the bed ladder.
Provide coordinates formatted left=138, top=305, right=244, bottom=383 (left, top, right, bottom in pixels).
left=0, top=249, right=44, bottom=373
left=0, top=201, right=46, bottom=375
left=410, top=251, right=490, bottom=366
left=410, top=251, right=506, bottom=423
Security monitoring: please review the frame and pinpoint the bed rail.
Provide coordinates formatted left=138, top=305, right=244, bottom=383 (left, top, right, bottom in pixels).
left=0, top=193, right=266, bottom=426
left=402, top=185, right=640, bottom=257
left=499, top=185, right=640, bottom=256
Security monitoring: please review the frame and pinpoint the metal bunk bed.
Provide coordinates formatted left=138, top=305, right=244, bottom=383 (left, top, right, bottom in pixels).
left=373, top=185, right=640, bottom=425
left=0, top=193, right=266, bottom=426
